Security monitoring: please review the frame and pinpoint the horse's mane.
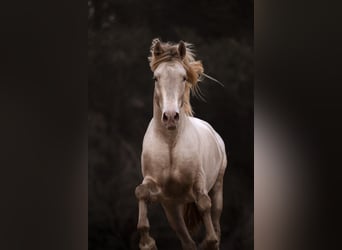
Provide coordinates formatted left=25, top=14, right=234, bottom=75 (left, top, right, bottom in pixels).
left=148, top=38, right=204, bottom=116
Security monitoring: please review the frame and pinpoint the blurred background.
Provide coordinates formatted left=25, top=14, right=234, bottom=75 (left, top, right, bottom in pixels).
left=88, top=0, right=253, bottom=249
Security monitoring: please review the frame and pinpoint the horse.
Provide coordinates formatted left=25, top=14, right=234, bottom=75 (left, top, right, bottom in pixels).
left=135, top=38, right=227, bottom=250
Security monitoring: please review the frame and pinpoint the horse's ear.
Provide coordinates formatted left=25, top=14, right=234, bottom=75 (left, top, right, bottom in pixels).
left=178, top=41, right=186, bottom=59
left=153, top=39, right=163, bottom=57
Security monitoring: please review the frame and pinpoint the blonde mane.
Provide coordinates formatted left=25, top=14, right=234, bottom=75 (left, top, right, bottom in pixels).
left=148, top=38, right=204, bottom=116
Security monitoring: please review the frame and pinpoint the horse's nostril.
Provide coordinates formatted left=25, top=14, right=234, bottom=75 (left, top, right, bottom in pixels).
left=162, top=111, right=179, bottom=123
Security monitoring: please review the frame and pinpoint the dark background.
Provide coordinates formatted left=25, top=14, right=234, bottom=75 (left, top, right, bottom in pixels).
left=0, top=1, right=341, bottom=250
left=88, top=0, right=253, bottom=249
left=1, top=1, right=341, bottom=250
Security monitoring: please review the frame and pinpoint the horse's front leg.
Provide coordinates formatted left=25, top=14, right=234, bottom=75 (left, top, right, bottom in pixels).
left=135, top=177, right=160, bottom=250
left=209, top=171, right=225, bottom=245
left=195, top=178, right=219, bottom=250
left=162, top=203, right=196, bottom=250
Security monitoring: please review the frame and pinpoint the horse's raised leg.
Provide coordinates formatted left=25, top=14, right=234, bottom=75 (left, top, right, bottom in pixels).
left=195, top=180, right=219, bottom=250
left=162, top=203, right=197, bottom=250
left=135, top=177, right=160, bottom=250
left=209, top=172, right=224, bottom=245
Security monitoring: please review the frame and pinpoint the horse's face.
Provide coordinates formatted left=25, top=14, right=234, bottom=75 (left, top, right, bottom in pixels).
left=153, top=62, right=187, bottom=130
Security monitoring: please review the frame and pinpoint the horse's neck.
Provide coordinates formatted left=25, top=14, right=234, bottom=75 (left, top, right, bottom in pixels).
left=152, top=95, right=187, bottom=145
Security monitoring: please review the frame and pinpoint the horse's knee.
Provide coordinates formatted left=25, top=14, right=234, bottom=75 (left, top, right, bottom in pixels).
left=197, top=194, right=212, bottom=213
left=136, top=182, right=160, bottom=202
left=135, top=184, right=150, bottom=200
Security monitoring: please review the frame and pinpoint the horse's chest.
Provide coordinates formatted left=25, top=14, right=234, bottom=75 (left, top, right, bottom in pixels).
left=142, top=141, right=198, bottom=199
left=159, top=159, right=196, bottom=200
left=149, top=150, right=196, bottom=175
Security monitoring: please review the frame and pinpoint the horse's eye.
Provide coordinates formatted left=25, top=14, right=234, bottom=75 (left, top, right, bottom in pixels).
left=183, top=76, right=187, bottom=82
left=153, top=76, right=158, bottom=82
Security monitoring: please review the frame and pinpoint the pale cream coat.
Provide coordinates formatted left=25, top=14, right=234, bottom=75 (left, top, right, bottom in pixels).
left=135, top=39, right=227, bottom=250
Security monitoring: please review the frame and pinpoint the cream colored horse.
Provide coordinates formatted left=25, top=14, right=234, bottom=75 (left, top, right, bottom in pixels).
left=135, top=39, right=227, bottom=250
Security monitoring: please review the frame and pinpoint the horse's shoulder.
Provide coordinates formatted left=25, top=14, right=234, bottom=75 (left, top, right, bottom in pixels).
left=142, top=119, right=169, bottom=159
left=142, top=119, right=160, bottom=145
left=142, top=119, right=153, bottom=139
left=188, top=117, right=215, bottom=134
left=188, top=116, right=226, bottom=151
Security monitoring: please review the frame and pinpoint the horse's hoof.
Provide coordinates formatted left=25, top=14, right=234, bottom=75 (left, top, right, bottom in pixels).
left=139, top=243, right=157, bottom=250
left=139, top=236, right=157, bottom=250
left=199, top=238, right=219, bottom=250
left=181, top=242, right=197, bottom=250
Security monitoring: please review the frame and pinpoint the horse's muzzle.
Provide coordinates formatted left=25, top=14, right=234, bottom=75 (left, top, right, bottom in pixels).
left=162, top=111, right=179, bottom=130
